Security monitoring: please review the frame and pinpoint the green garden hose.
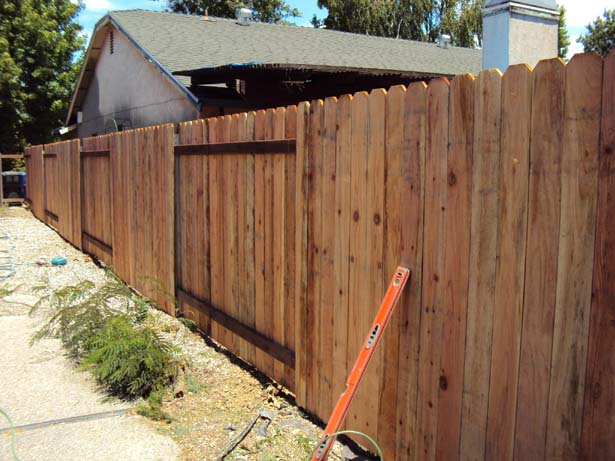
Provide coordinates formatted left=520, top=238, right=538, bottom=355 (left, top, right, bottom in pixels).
left=0, top=407, right=20, bottom=461
left=308, top=429, right=384, bottom=461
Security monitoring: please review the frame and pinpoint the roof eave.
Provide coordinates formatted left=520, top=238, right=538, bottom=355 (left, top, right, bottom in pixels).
left=65, top=15, right=112, bottom=126
left=65, top=13, right=200, bottom=127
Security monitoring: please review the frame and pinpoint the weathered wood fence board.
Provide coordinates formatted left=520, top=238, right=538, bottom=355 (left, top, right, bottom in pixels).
left=24, top=51, right=615, bottom=461
left=582, top=50, right=615, bottom=458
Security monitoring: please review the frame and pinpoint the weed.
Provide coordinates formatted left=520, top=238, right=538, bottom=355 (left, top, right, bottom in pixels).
left=172, top=426, right=191, bottom=437
left=295, top=434, right=315, bottom=455
left=261, top=455, right=279, bottom=461
left=184, top=374, right=205, bottom=394
left=136, top=389, right=171, bottom=422
left=0, top=284, right=14, bottom=298
left=177, top=317, right=197, bottom=332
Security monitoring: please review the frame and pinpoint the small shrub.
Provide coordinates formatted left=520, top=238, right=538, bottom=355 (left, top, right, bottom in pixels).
left=184, top=374, right=205, bottom=394
left=83, top=316, right=177, bottom=398
left=30, top=271, right=150, bottom=360
left=30, top=271, right=180, bottom=402
left=136, top=389, right=171, bottom=422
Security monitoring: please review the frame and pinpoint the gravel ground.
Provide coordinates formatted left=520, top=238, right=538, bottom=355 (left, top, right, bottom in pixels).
left=0, top=207, right=369, bottom=461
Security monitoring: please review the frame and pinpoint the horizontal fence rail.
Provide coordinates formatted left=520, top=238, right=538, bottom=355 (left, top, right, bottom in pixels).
left=174, top=139, right=296, bottom=156
left=23, top=51, right=615, bottom=460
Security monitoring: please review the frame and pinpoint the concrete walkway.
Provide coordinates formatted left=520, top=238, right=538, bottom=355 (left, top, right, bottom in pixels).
left=0, top=297, right=180, bottom=461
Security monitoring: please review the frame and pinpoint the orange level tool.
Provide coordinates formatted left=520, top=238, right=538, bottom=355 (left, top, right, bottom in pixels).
left=311, top=266, right=411, bottom=461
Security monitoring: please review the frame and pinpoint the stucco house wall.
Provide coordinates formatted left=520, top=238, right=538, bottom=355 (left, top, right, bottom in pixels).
left=78, top=28, right=199, bottom=138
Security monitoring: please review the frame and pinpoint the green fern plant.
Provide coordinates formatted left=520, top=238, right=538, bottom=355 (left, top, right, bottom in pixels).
left=30, top=270, right=181, bottom=400
left=83, top=316, right=178, bottom=398
left=30, top=271, right=151, bottom=359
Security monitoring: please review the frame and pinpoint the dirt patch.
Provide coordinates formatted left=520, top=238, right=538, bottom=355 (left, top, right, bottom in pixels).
left=145, top=311, right=350, bottom=461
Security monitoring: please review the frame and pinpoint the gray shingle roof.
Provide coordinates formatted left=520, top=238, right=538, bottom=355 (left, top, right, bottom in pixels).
left=108, top=10, right=482, bottom=78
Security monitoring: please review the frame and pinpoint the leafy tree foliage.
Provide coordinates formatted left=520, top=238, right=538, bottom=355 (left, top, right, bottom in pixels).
left=165, top=0, right=301, bottom=24
left=0, top=0, right=85, bottom=156
left=313, top=0, right=484, bottom=48
left=557, top=5, right=570, bottom=59
left=578, top=9, right=615, bottom=57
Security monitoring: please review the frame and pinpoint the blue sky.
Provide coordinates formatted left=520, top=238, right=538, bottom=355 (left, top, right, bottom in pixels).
left=75, top=0, right=615, bottom=58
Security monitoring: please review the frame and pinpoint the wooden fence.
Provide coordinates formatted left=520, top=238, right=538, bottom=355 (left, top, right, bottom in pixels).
left=24, top=51, right=615, bottom=460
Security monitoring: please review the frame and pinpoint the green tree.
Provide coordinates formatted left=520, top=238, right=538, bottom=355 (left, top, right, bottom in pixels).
left=578, top=9, right=615, bottom=57
left=314, top=0, right=484, bottom=48
left=165, top=0, right=301, bottom=24
left=557, top=5, right=570, bottom=59
left=0, top=0, right=85, bottom=157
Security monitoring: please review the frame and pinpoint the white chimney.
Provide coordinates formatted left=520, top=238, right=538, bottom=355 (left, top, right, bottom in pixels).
left=482, top=0, right=559, bottom=71
left=235, top=8, right=252, bottom=26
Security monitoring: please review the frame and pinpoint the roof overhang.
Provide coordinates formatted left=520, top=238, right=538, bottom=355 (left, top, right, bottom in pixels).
left=174, top=62, right=452, bottom=85
left=65, top=14, right=199, bottom=126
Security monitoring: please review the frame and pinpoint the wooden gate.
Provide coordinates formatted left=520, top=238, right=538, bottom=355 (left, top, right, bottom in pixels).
left=175, top=109, right=297, bottom=389
left=42, top=140, right=81, bottom=246
left=80, top=136, right=114, bottom=265
left=24, top=146, right=45, bottom=220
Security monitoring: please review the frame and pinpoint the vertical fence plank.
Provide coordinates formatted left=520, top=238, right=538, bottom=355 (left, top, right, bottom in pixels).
left=70, top=139, right=82, bottom=247
left=380, top=85, right=406, bottom=460
left=459, top=68, right=502, bottom=461
left=582, top=49, right=615, bottom=460
left=358, top=88, right=386, bottom=439
left=263, top=109, right=276, bottom=378
left=224, top=115, right=239, bottom=352
left=546, top=52, right=602, bottom=459
left=486, top=64, right=532, bottom=461
left=208, top=117, right=223, bottom=342
left=437, top=73, right=474, bottom=460
left=196, top=119, right=210, bottom=331
left=234, top=113, right=249, bottom=361
left=332, top=94, right=352, bottom=414
left=284, top=106, right=297, bottom=391
left=347, top=91, right=369, bottom=429
left=180, top=122, right=196, bottom=322
left=219, top=116, right=233, bottom=347
left=318, top=97, right=338, bottom=417
left=395, top=81, right=427, bottom=461
left=272, top=107, right=287, bottom=384
left=306, top=100, right=324, bottom=413
left=416, top=78, right=450, bottom=461
left=244, top=112, right=256, bottom=365
left=514, top=58, right=565, bottom=461
left=294, top=101, right=310, bottom=406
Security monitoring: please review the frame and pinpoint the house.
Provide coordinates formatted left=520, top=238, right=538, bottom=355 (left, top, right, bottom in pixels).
left=65, top=0, right=559, bottom=138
